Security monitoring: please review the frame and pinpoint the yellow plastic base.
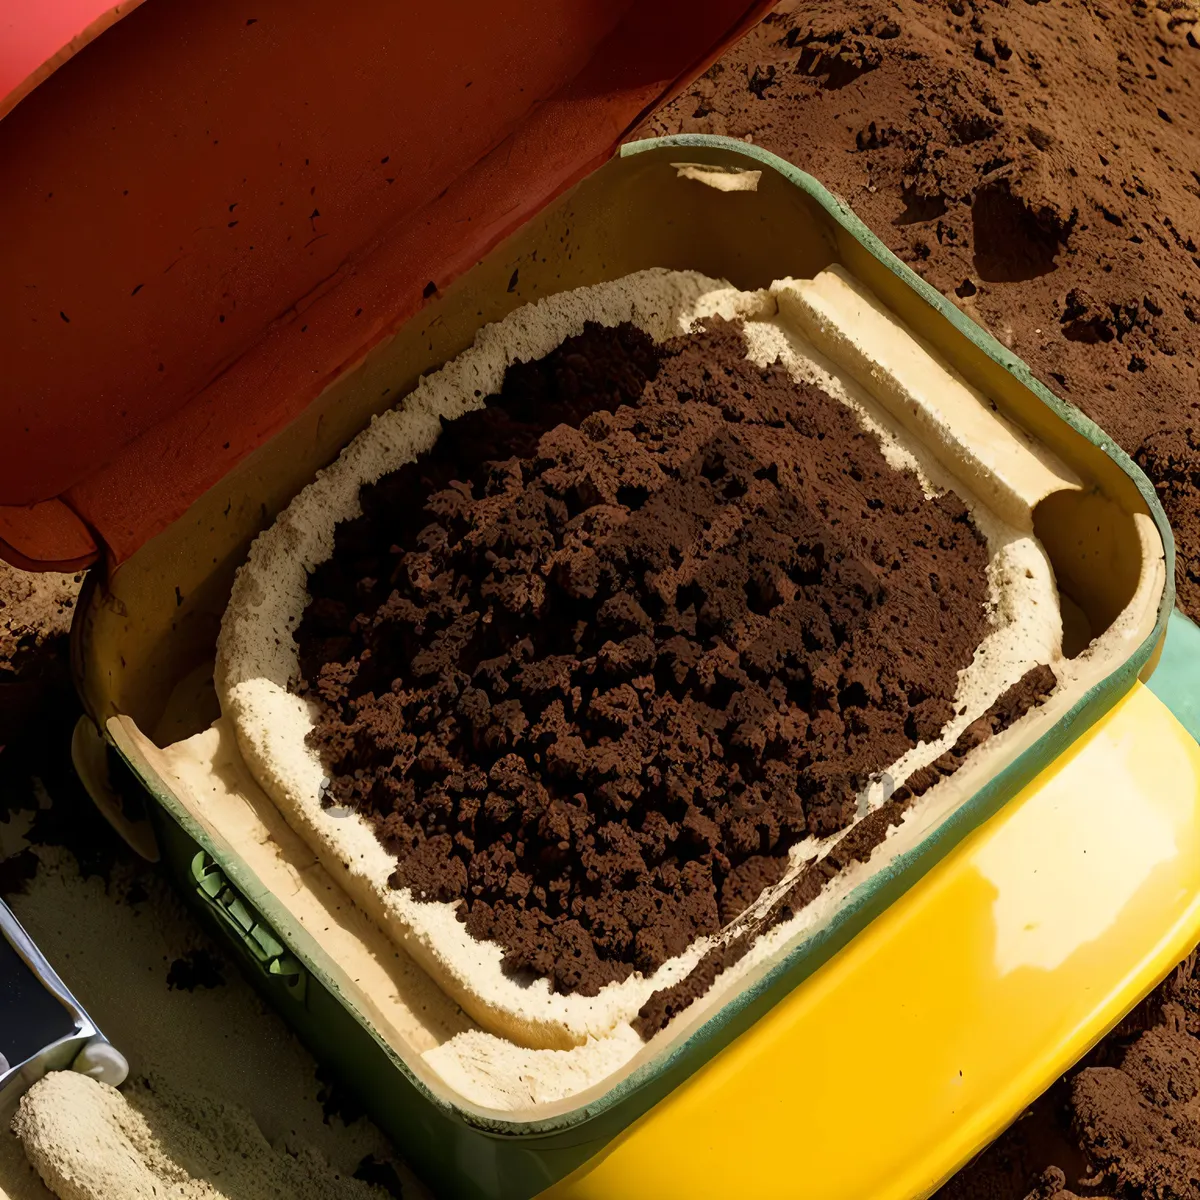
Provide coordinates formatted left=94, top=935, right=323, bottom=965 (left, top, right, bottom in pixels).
left=543, top=682, right=1200, bottom=1200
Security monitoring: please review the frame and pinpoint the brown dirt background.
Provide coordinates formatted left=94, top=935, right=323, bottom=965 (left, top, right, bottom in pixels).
left=641, top=0, right=1200, bottom=623
left=643, top=2, right=1200, bottom=1196
left=2, top=2, right=1199, bottom=1196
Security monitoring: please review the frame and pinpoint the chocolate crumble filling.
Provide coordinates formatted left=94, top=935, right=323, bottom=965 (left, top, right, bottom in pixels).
left=295, top=316, right=1000, bottom=1004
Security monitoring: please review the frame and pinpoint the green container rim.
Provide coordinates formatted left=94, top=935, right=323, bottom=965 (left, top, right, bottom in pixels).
left=121, top=134, right=1177, bottom=1153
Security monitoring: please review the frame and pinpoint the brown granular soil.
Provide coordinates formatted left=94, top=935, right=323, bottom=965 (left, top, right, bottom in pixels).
left=296, top=316, right=993, bottom=998
left=640, top=0, right=1200, bottom=621
left=639, top=0, right=1200, bottom=1194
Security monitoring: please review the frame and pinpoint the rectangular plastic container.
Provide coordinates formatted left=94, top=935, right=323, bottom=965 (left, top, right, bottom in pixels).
left=67, top=135, right=1183, bottom=1199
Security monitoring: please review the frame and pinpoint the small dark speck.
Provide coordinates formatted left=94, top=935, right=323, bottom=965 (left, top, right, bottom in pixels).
left=229, top=202, right=238, bottom=212
left=355, top=307, right=363, bottom=317
left=59, top=311, right=70, bottom=323
left=158, top=362, right=165, bottom=372
left=381, top=155, right=390, bottom=164
left=246, top=16, right=257, bottom=24
left=174, top=586, right=184, bottom=608
left=228, top=220, right=238, bottom=228
left=382, top=387, right=391, bottom=396
left=385, top=177, right=395, bottom=185
left=465, top=81, right=473, bottom=88
left=223, top=441, right=231, bottom=450
left=122, top=189, right=129, bottom=196
left=167, top=949, right=224, bottom=991
left=311, top=208, right=320, bottom=219
left=423, top=281, right=437, bottom=298
left=301, top=324, right=308, bottom=332
left=223, top=500, right=232, bottom=517
left=353, top=1156, right=404, bottom=1199
left=219, top=314, right=226, bottom=323
left=507, top=268, right=519, bottom=293
left=131, top=284, right=143, bottom=296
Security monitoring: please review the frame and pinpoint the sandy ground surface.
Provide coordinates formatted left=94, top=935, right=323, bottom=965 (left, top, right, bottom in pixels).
left=2, top=1, right=1199, bottom=1197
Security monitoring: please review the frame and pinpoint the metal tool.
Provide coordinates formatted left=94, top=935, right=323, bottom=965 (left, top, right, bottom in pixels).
left=0, top=898, right=128, bottom=1112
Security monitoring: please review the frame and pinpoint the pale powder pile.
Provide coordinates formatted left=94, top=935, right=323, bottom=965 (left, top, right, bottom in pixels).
left=12, top=1071, right=387, bottom=1200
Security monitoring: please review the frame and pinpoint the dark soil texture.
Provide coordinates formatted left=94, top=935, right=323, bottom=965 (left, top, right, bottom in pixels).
left=639, top=0, right=1200, bottom=1194
left=296, top=317, right=992, bottom=999
left=640, top=0, right=1200, bottom=620
left=0, top=562, right=81, bottom=749
left=165, top=948, right=226, bottom=992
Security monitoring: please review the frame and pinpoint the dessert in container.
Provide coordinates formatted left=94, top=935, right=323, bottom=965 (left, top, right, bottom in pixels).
left=3, top=3, right=1200, bottom=1197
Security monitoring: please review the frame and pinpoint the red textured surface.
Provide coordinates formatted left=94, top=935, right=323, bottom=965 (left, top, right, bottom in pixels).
left=0, top=0, right=771, bottom=569
left=0, top=500, right=97, bottom=573
left=0, top=0, right=145, bottom=120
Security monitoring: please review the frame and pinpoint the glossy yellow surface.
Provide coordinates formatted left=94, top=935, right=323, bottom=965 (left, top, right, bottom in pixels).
left=543, top=682, right=1200, bottom=1200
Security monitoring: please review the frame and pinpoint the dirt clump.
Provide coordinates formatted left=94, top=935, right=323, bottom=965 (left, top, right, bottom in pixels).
left=1071, top=1022, right=1200, bottom=1198
left=0, top=562, right=79, bottom=684
left=297, top=317, right=992, bottom=998
left=1136, top=427, right=1200, bottom=612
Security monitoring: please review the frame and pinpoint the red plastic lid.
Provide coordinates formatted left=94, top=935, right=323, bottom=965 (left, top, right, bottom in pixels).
left=0, top=0, right=771, bottom=572
left=0, top=0, right=148, bottom=122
